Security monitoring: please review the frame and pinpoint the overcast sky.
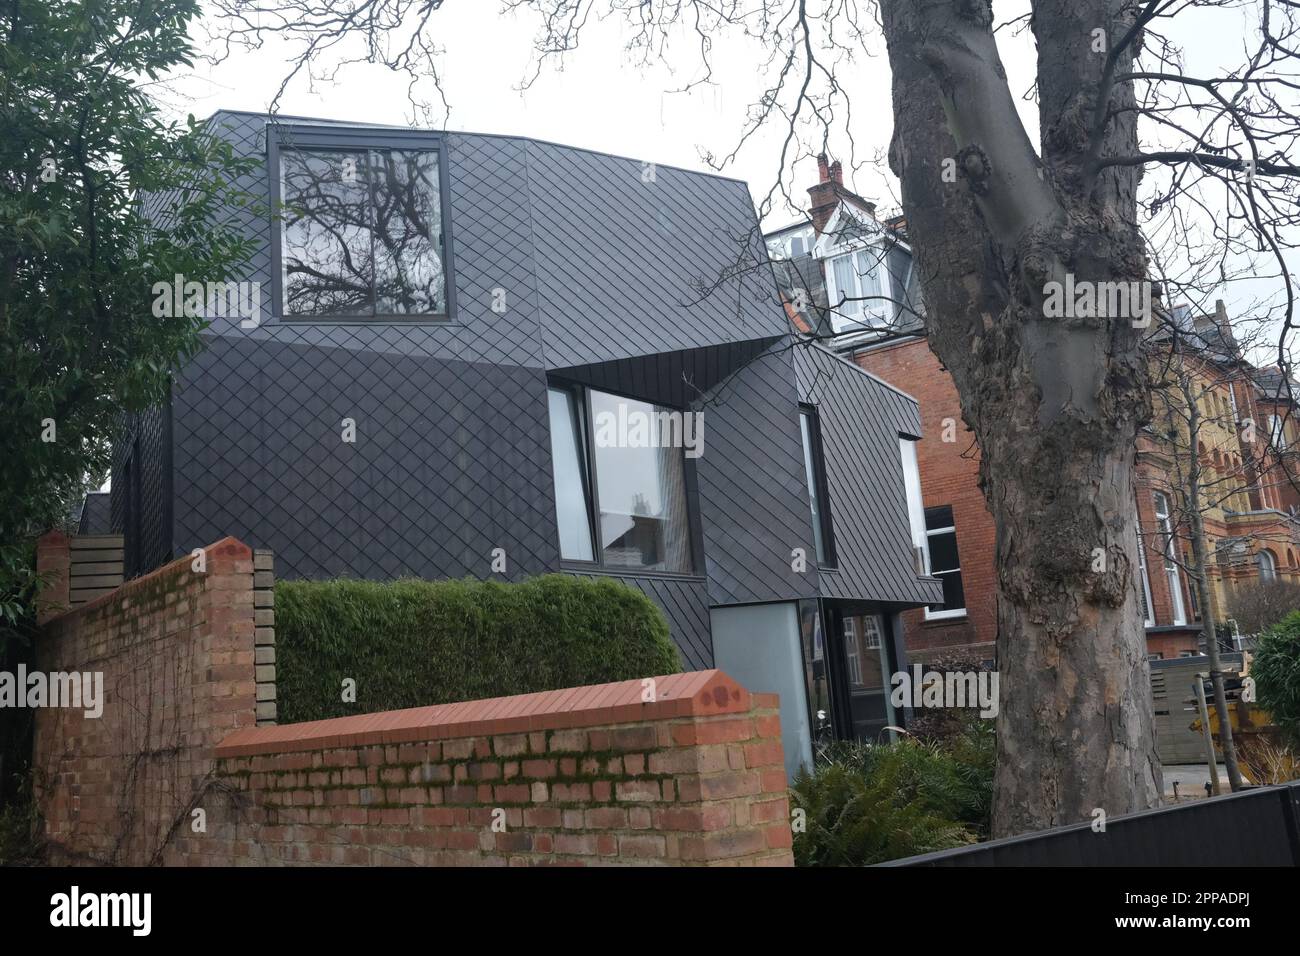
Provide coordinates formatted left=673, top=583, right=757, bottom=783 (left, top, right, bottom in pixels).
left=161, top=1, right=1287, bottom=355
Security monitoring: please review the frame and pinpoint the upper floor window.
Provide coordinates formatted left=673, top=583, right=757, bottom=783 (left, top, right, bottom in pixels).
left=899, top=437, right=929, bottom=576
left=827, top=248, right=886, bottom=331
left=1256, top=548, right=1277, bottom=582
left=278, top=147, right=448, bottom=319
left=924, top=505, right=966, bottom=620
left=1152, top=492, right=1186, bottom=625
left=800, top=406, right=836, bottom=567
left=547, top=385, right=694, bottom=574
left=1270, top=414, right=1287, bottom=451
left=1136, top=521, right=1155, bottom=627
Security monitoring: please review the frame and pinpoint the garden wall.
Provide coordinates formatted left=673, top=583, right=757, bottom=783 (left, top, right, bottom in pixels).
left=32, top=534, right=792, bottom=866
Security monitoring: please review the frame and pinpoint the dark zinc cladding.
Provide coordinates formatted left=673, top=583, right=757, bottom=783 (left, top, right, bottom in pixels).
left=280, top=148, right=447, bottom=318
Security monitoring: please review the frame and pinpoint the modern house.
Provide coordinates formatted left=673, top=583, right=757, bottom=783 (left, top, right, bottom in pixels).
left=107, top=111, right=942, bottom=776
left=767, top=156, right=1300, bottom=663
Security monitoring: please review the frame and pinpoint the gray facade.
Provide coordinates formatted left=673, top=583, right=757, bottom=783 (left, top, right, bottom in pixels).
left=114, top=111, right=940, bottom=759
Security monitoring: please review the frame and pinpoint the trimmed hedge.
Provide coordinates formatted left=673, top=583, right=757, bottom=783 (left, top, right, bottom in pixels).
left=274, top=574, right=682, bottom=723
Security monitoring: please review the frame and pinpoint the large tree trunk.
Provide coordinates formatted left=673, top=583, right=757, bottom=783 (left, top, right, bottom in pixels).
left=880, top=0, right=1162, bottom=836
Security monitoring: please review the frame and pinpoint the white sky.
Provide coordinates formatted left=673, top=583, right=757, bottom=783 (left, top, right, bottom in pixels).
left=158, top=1, right=1292, bottom=353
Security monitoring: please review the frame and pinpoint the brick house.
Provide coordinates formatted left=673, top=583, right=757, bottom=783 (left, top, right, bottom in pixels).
left=767, top=158, right=1300, bottom=664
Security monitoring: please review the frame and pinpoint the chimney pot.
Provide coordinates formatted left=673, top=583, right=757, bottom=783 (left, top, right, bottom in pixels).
left=816, top=153, right=830, bottom=183
left=831, top=160, right=843, bottom=185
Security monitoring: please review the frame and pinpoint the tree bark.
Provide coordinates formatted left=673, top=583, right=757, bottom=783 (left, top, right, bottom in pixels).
left=880, top=0, right=1162, bottom=836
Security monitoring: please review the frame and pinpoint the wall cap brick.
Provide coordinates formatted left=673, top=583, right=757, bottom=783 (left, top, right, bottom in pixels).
left=216, top=670, right=755, bottom=757
left=41, top=536, right=252, bottom=627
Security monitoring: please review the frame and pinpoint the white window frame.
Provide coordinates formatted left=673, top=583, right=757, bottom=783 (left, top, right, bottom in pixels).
left=1136, top=524, right=1156, bottom=627
left=826, top=247, right=892, bottom=334
left=843, top=617, right=863, bottom=686
left=813, top=205, right=897, bottom=337
left=899, top=437, right=929, bottom=576
left=1153, top=492, right=1186, bottom=626
left=862, top=614, right=884, bottom=650
left=923, top=511, right=967, bottom=621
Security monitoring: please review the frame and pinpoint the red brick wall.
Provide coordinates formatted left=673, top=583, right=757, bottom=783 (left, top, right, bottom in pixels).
left=852, top=339, right=998, bottom=661
left=33, top=536, right=258, bottom=865
left=32, top=538, right=790, bottom=867
left=189, top=671, right=791, bottom=867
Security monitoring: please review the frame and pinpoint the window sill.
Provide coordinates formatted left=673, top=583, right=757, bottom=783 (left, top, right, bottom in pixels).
left=275, top=315, right=458, bottom=326
left=559, top=562, right=705, bottom=584
left=922, top=611, right=968, bottom=625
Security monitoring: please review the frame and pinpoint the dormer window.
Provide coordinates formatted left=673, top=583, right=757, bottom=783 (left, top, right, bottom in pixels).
left=828, top=248, right=887, bottom=331
left=274, top=140, right=450, bottom=320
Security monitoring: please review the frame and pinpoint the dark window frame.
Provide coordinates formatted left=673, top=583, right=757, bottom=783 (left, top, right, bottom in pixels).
left=548, top=378, right=705, bottom=580
left=923, top=504, right=966, bottom=616
left=267, top=124, right=459, bottom=324
left=799, top=403, right=838, bottom=569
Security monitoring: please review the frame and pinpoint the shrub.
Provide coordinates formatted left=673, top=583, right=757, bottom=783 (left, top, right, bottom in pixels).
left=791, top=721, right=995, bottom=866
left=906, top=651, right=996, bottom=746
left=274, top=574, right=682, bottom=723
left=1253, top=610, right=1300, bottom=746
left=0, top=772, right=42, bottom=866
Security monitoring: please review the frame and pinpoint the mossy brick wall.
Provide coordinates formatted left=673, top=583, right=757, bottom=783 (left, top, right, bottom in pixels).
left=32, top=535, right=260, bottom=865
left=177, top=670, right=793, bottom=866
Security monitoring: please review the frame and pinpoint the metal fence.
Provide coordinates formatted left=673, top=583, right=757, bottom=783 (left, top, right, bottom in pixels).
left=883, top=780, right=1300, bottom=866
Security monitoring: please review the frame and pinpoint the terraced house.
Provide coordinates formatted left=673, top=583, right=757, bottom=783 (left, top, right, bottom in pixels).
left=96, top=112, right=944, bottom=778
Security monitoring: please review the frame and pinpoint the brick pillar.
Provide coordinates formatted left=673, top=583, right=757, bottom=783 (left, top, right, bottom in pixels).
left=35, top=531, right=71, bottom=624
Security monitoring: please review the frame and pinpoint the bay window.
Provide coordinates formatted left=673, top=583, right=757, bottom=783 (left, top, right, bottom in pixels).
left=547, top=385, right=694, bottom=574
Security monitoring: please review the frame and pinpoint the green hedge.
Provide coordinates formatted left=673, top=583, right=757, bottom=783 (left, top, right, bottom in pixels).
left=273, top=575, right=682, bottom=723
left=1254, top=610, right=1300, bottom=746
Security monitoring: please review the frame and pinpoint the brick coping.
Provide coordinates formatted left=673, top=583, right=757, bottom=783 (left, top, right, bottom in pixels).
left=42, top=535, right=251, bottom=624
left=217, top=670, right=773, bottom=757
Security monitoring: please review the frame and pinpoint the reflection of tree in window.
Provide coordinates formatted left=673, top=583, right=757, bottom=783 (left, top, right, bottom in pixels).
left=280, top=149, right=446, bottom=317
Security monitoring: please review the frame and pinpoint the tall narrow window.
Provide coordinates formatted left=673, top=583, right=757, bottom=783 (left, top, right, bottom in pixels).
left=1256, top=549, right=1277, bottom=582
left=1184, top=551, right=1202, bottom=621
left=1270, top=414, right=1287, bottom=451
left=924, top=505, right=966, bottom=619
left=899, top=437, right=929, bottom=575
left=279, top=147, right=447, bottom=318
left=1136, top=523, right=1155, bottom=627
left=547, top=387, right=594, bottom=561
left=1153, top=492, right=1186, bottom=625
left=800, top=406, right=835, bottom=567
left=547, top=385, right=694, bottom=574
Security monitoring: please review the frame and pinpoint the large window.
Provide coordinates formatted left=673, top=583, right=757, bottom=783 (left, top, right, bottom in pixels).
left=547, top=386, right=694, bottom=574
left=827, top=248, right=886, bottom=331
left=799, top=406, right=836, bottom=567
left=924, top=505, right=966, bottom=619
left=278, top=147, right=448, bottom=318
left=1152, top=492, right=1186, bottom=625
